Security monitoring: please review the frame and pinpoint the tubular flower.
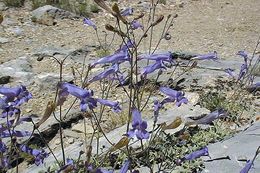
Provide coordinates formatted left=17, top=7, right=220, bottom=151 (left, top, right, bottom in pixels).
left=118, top=39, right=135, bottom=52
left=0, top=85, right=32, bottom=105
left=141, top=60, right=166, bottom=77
left=127, top=109, right=149, bottom=140
left=194, top=109, right=227, bottom=125
left=238, top=63, right=248, bottom=80
left=139, top=52, right=174, bottom=63
left=91, top=50, right=129, bottom=67
left=224, top=68, right=235, bottom=78
left=83, top=18, right=97, bottom=30
left=159, top=87, right=188, bottom=107
left=240, top=160, right=253, bottom=173
left=131, top=20, right=144, bottom=30
left=120, top=160, right=130, bottom=173
left=57, top=82, right=97, bottom=112
left=183, top=147, right=209, bottom=161
left=96, top=99, right=121, bottom=113
left=0, top=130, right=31, bottom=138
left=120, top=7, right=133, bottom=16
left=88, top=64, right=119, bottom=83
left=0, top=140, right=7, bottom=152
left=237, top=50, right=248, bottom=61
left=19, top=144, right=48, bottom=166
left=57, top=159, right=75, bottom=173
left=192, top=51, right=218, bottom=61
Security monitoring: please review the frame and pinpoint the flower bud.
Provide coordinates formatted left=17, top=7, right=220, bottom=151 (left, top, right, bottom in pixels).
left=151, top=15, right=164, bottom=26
left=112, top=3, right=120, bottom=14
left=105, top=24, right=116, bottom=32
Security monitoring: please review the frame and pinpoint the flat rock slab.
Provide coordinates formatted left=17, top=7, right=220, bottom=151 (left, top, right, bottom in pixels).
left=203, top=122, right=260, bottom=173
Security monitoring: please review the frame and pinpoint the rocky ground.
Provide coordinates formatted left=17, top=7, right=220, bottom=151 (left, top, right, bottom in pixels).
left=0, top=0, right=260, bottom=172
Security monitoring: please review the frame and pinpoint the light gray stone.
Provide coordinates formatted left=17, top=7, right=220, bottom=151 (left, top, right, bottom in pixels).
left=0, top=56, right=34, bottom=84
left=31, top=5, right=77, bottom=25
left=202, top=122, right=260, bottom=173
left=35, top=73, right=73, bottom=90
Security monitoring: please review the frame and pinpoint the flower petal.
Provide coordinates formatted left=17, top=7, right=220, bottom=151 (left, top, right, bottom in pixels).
left=184, top=147, right=209, bottom=161
left=83, top=18, right=97, bottom=30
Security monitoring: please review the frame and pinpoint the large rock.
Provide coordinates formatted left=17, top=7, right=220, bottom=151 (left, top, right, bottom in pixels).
left=31, top=5, right=77, bottom=25
left=0, top=56, right=34, bottom=84
left=202, top=122, right=260, bottom=173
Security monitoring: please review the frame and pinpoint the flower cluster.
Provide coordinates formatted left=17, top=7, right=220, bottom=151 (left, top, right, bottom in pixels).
left=225, top=51, right=249, bottom=80
left=57, top=82, right=121, bottom=113
left=0, top=85, right=48, bottom=168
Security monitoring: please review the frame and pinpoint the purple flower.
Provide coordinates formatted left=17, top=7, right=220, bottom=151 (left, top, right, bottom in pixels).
left=0, top=157, right=9, bottom=169
left=194, top=109, right=227, bottom=125
left=1, top=107, right=20, bottom=118
left=224, top=68, right=235, bottom=78
left=120, top=7, right=133, bottom=16
left=127, top=109, right=149, bottom=140
left=83, top=18, right=97, bottom=30
left=131, top=20, right=144, bottom=30
left=57, top=82, right=97, bottom=112
left=159, top=87, right=188, bottom=107
left=96, top=99, right=121, bottom=113
left=240, top=160, right=253, bottom=173
left=237, top=50, right=248, bottom=61
left=247, top=82, right=260, bottom=92
left=89, top=64, right=119, bottom=83
left=154, top=100, right=162, bottom=122
left=19, top=145, right=48, bottom=166
left=238, top=63, right=248, bottom=80
left=192, top=51, right=218, bottom=61
left=118, top=40, right=135, bottom=52
left=91, top=50, right=129, bottom=67
left=139, top=52, right=174, bottom=63
left=57, top=159, right=75, bottom=173
left=141, top=61, right=166, bottom=77
left=0, top=85, right=32, bottom=106
left=0, top=130, right=31, bottom=138
left=184, top=147, right=209, bottom=161
left=0, top=140, right=7, bottom=152
left=120, top=160, right=130, bottom=173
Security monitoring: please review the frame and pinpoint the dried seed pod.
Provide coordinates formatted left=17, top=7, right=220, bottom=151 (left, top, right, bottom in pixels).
left=112, top=3, right=120, bottom=14
left=111, top=3, right=128, bottom=23
left=35, top=101, right=56, bottom=128
left=94, top=0, right=114, bottom=14
left=105, top=24, right=116, bottom=32
left=151, top=15, right=164, bottom=26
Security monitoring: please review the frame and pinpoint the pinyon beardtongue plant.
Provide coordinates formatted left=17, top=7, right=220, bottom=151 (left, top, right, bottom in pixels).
left=192, top=51, right=218, bottom=61
left=88, top=63, right=120, bottom=83
left=192, top=109, right=227, bottom=125
left=139, top=52, right=174, bottom=63
left=96, top=99, right=121, bottom=113
left=141, top=60, right=166, bottom=77
left=159, top=87, right=188, bottom=107
left=19, top=144, right=49, bottom=166
left=183, top=147, right=209, bottom=161
left=120, top=7, right=133, bottom=16
left=131, top=20, right=144, bottom=30
left=240, top=160, right=253, bottom=173
left=91, top=50, right=130, bottom=67
left=127, top=109, right=149, bottom=140
left=57, top=82, right=97, bottom=112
